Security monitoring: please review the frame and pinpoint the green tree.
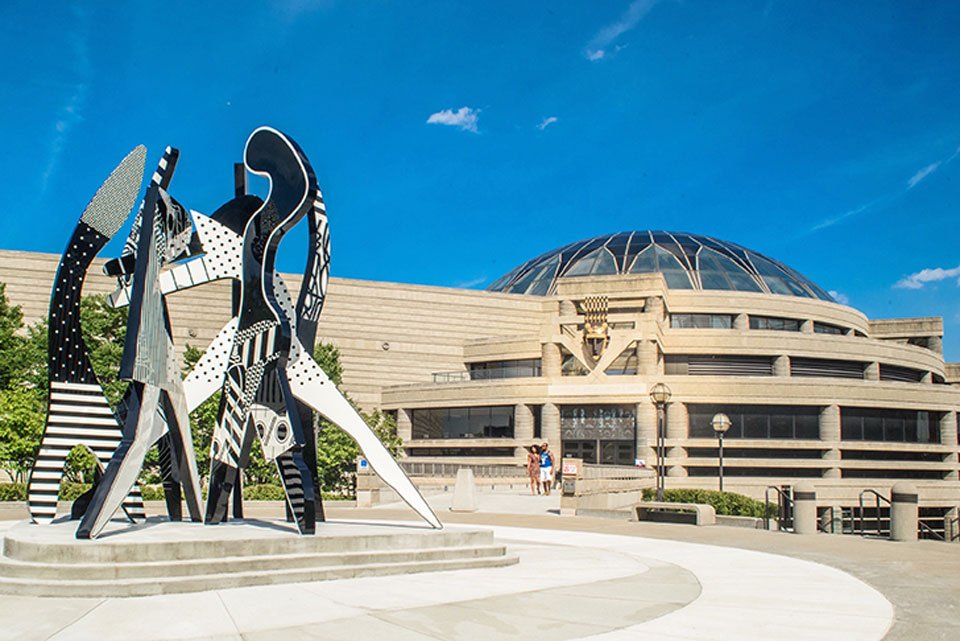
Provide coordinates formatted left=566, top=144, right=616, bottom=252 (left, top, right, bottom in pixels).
left=0, top=387, right=45, bottom=482
left=313, top=342, right=402, bottom=496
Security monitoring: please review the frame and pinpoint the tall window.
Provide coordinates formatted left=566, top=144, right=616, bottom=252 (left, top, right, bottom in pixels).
left=411, top=406, right=515, bottom=439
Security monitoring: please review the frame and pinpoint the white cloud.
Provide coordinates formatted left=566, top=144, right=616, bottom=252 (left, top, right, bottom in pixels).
left=453, top=276, right=487, bottom=289
left=426, top=107, right=479, bottom=133
left=894, top=265, right=960, bottom=290
left=907, top=161, right=941, bottom=189
left=537, top=116, right=558, bottom=130
left=585, top=0, right=659, bottom=61
left=828, top=290, right=850, bottom=305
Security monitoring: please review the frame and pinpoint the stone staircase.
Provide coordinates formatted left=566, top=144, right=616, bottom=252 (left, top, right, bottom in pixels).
left=0, top=519, right=517, bottom=597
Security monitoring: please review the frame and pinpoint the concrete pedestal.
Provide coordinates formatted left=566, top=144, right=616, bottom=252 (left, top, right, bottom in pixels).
left=890, top=482, right=918, bottom=542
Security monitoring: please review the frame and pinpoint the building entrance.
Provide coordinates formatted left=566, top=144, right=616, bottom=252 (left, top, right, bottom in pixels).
left=560, top=405, right=636, bottom=465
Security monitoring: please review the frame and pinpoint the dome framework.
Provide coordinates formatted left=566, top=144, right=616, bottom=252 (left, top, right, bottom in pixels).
left=488, top=231, right=834, bottom=301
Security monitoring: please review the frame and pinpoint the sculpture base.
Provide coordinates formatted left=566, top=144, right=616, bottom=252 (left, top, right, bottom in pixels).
left=0, top=517, right=516, bottom=597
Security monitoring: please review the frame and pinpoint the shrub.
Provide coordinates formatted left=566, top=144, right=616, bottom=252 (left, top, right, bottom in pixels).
left=140, top=485, right=166, bottom=501
left=642, top=487, right=774, bottom=518
left=243, top=484, right=286, bottom=501
left=0, top=482, right=25, bottom=501
left=59, top=482, right=91, bottom=501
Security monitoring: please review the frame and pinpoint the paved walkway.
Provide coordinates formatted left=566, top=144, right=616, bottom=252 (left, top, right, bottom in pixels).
left=1, top=491, right=957, bottom=640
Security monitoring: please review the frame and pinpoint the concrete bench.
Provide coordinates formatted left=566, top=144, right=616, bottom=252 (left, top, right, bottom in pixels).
left=635, top=502, right=716, bottom=526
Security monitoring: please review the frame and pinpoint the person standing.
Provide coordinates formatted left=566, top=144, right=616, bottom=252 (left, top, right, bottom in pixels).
left=539, top=442, right=555, bottom=496
left=526, top=445, right=541, bottom=496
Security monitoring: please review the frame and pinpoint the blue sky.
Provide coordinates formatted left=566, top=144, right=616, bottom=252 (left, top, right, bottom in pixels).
left=2, top=1, right=960, bottom=357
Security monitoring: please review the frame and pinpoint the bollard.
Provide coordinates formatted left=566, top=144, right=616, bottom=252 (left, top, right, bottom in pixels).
left=890, top=482, right=918, bottom=542
left=450, top=468, right=478, bottom=512
left=793, top=482, right=817, bottom=535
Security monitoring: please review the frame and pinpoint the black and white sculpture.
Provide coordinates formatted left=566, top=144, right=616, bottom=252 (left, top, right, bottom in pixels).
left=27, top=147, right=148, bottom=525
left=29, top=126, right=440, bottom=538
left=77, top=148, right=204, bottom=539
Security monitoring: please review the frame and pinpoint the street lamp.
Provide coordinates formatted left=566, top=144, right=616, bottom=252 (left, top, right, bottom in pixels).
left=649, top=383, right=672, bottom=501
left=711, top=412, right=732, bottom=492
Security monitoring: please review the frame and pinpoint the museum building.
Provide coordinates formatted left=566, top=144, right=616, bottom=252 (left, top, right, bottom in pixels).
left=2, top=230, right=959, bottom=519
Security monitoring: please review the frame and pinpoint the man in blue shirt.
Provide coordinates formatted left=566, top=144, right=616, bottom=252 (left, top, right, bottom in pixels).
left=539, top=442, right=555, bottom=496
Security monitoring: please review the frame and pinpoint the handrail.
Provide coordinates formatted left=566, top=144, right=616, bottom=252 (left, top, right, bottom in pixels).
left=858, top=489, right=945, bottom=541
left=764, top=486, right=794, bottom=532
left=857, top=489, right=890, bottom=537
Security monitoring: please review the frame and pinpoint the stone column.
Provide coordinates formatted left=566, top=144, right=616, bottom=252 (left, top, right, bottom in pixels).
left=820, top=404, right=841, bottom=479
left=890, top=482, right=919, bottom=542
left=733, top=313, right=749, bottom=330
left=559, top=299, right=577, bottom=317
left=800, top=319, right=814, bottom=334
left=940, top=412, right=958, bottom=481
left=646, top=296, right=665, bottom=321
left=515, top=403, right=534, bottom=443
left=928, top=335, right=943, bottom=355
left=865, top=362, right=879, bottom=381
left=636, top=401, right=657, bottom=465
left=637, top=340, right=658, bottom=376
left=397, top=408, right=412, bottom=443
left=666, top=402, right=687, bottom=477
left=793, top=482, right=818, bottom=535
left=542, top=403, right=561, bottom=451
left=542, top=342, right=561, bottom=378
left=774, top=355, right=790, bottom=377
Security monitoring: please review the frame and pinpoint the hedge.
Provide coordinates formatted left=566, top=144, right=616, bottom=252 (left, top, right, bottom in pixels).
left=642, top=487, right=774, bottom=518
left=0, top=483, right=25, bottom=501
left=0, top=482, right=357, bottom=503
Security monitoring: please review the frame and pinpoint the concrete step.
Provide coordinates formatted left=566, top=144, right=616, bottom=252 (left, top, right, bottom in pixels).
left=0, top=544, right=509, bottom=580
left=0, top=553, right=520, bottom=597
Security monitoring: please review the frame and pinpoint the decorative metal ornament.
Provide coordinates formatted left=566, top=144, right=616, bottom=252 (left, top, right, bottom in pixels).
left=27, top=146, right=148, bottom=524
left=582, top=295, right=610, bottom=362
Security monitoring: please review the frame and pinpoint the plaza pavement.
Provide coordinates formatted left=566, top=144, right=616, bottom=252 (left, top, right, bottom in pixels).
left=0, top=489, right=956, bottom=640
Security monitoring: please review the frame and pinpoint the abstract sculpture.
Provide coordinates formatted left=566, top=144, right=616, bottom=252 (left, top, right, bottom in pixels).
left=77, top=148, right=204, bottom=539
left=27, top=147, right=148, bottom=525
left=28, top=126, right=441, bottom=538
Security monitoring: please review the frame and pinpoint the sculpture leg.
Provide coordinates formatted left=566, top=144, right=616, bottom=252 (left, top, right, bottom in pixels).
left=286, top=350, right=440, bottom=529
left=77, top=383, right=167, bottom=539
left=205, top=460, right=239, bottom=525
left=275, top=449, right=316, bottom=534
left=161, top=388, right=203, bottom=522
left=157, top=436, right=182, bottom=521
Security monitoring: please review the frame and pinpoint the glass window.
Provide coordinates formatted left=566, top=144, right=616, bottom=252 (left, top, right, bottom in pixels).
left=628, top=245, right=657, bottom=273
left=749, top=315, right=801, bottom=331
left=654, top=246, right=694, bottom=289
left=840, top=407, right=941, bottom=443
left=687, top=404, right=820, bottom=439
left=565, top=248, right=602, bottom=277
left=560, top=345, right=588, bottom=376
left=813, top=322, right=846, bottom=335
left=705, top=249, right=763, bottom=292
left=670, top=313, right=734, bottom=329
left=411, top=406, right=515, bottom=439
left=470, top=359, right=541, bottom=380
left=524, top=255, right=561, bottom=295
left=696, top=251, right=734, bottom=290
left=605, top=342, right=639, bottom=376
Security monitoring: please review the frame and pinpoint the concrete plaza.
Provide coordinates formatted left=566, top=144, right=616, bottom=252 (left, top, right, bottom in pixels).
left=0, top=491, right=956, bottom=641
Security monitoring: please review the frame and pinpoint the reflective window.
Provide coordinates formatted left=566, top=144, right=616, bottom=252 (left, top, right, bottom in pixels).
left=411, top=406, right=515, bottom=439
left=654, top=246, right=694, bottom=289
left=524, top=255, right=561, bottom=295
left=705, top=249, right=763, bottom=292
left=670, top=313, right=734, bottom=329
left=469, top=358, right=541, bottom=379
left=814, top=321, right=846, bottom=335
left=565, top=248, right=618, bottom=277
left=749, top=315, right=801, bottom=331
left=696, top=251, right=734, bottom=290
left=605, top=342, right=639, bottom=375
left=688, top=404, right=820, bottom=439
left=628, top=245, right=657, bottom=273
left=560, top=345, right=588, bottom=376
left=840, top=408, right=940, bottom=443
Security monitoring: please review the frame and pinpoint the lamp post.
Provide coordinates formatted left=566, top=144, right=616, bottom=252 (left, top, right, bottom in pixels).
left=649, top=383, right=672, bottom=501
left=711, top=412, right=731, bottom=492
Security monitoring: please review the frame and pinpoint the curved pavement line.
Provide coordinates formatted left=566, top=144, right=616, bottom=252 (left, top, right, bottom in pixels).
left=490, top=526, right=895, bottom=641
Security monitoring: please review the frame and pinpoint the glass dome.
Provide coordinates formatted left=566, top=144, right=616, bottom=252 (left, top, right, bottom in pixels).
left=487, top=231, right=834, bottom=301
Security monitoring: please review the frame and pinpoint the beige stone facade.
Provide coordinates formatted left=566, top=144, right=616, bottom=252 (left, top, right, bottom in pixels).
left=3, top=248, right=959, bottom=524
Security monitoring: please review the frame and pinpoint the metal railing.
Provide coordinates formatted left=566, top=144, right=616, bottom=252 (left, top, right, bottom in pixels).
left=400, top=461, right=525, bottom=478
left=857, top=489, right=945, bottom=541
left=764, top=486, right=794, bottom=532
